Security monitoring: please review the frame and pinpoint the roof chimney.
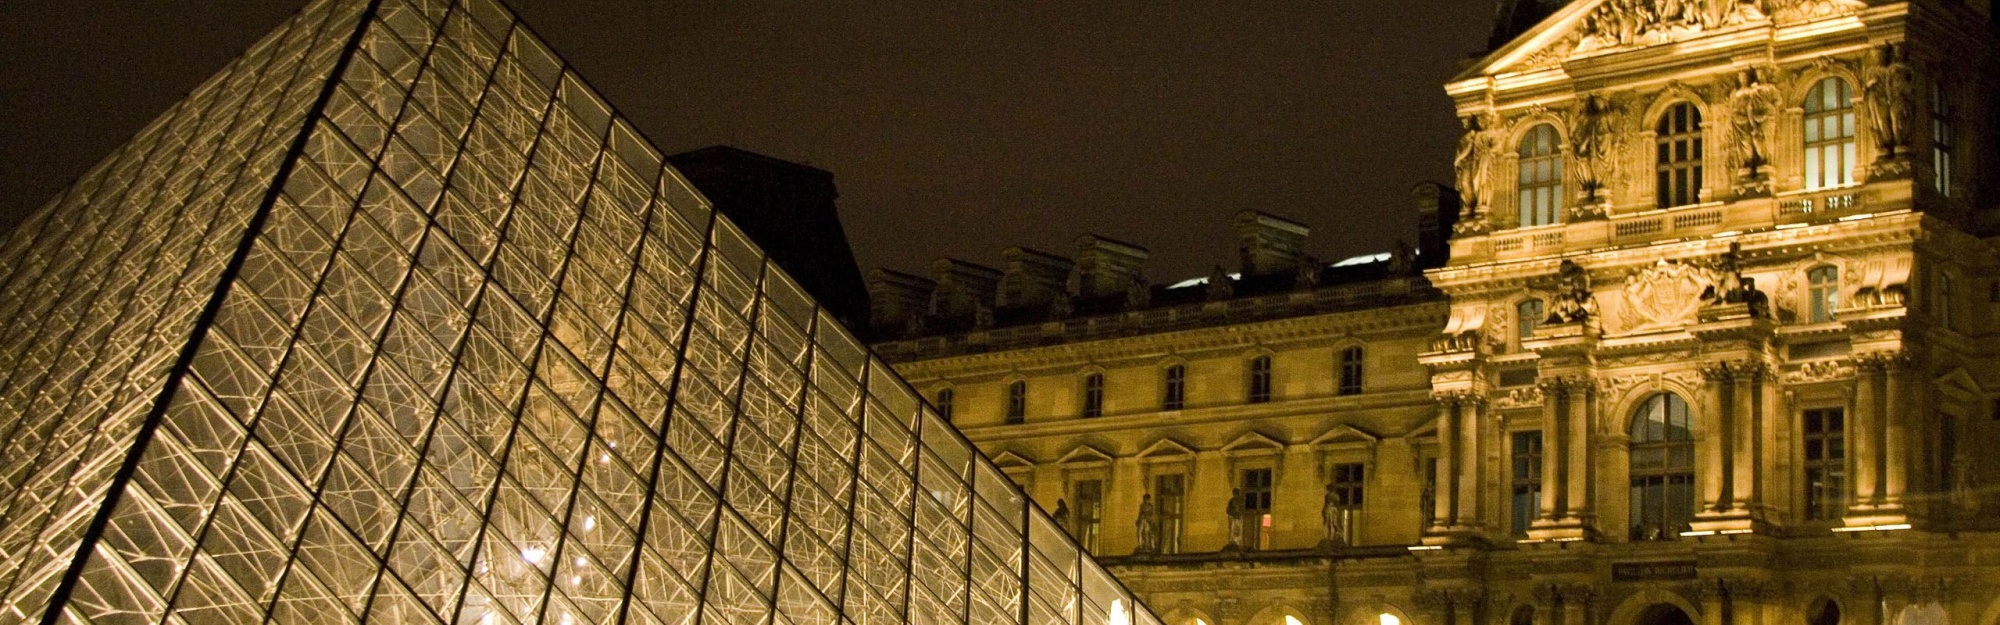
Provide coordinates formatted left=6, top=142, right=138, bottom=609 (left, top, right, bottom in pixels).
left=1233, top=210, right=1311, bottom=277
left=929, top=258, right=1001, bottom=323
left=866, top=268, right=935, bottom=336
left=997, top=247, right=1075, bottom=309
left=1074, top=234, right=1150, bottom=299
left=1412, top=182, right=1461, bottom=269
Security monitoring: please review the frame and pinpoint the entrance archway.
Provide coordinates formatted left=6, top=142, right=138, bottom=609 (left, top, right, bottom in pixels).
left=1634, top=604, right=1695, bottom=625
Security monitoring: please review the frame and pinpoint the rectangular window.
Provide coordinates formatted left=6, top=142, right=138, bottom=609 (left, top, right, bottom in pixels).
left=1939, top=413, right=1960, bottom=503
left=935, top=388, right=954, bottom=423
left=1082, top=373, right=1104, bottom=418
left=1938, top=272, right=1955, bottom=331
left=1163, top=365, right=1186, bottom=410
left=1072, top=478, right=1104, bottom=554
left=1241, top=468, right=1274, bottom=550
left=1934, top=80, right=1955, bottom=196
left=1154, top=473, right=1185, bottom=555
left=1338, top=347, right=1364, bottom=396
left=1248, top=356, right=1273, bottom=404
left=1330, top=463, right=1365, bottom=545
left=1510, top=431, right=1544, bottom=535
left=1005, top=381, right=1026, bottom=425
left=1517, top=299, right=1543, bottom=341
left=1803, top=408, right=1845, bottom=520
left=1808, top=266, right=1839, bottom=324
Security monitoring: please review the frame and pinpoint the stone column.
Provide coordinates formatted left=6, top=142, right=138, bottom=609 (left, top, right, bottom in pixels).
left=1540, top=381, right=1565, bottom=521
left=1434, top=397, right=1459, bottom=528
left=1731, top=362, right=1760, bottom=512
left=1564, top=379, right=1592, bottom=520
left=1881, top=356, right=1908, bottom=509
left=1851, top=358, right=1882, bottom=510
left=1699, top=364, right=1730, bottom=512
left=1457, top=396, right=1486, bottom=530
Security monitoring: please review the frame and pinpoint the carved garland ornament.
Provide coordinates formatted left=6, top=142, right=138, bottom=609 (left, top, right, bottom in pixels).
left=1522, top=1, right=1865, bottom=69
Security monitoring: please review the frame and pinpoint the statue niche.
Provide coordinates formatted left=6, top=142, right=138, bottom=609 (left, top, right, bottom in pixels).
left=1453, top=115, right=1499, bottom=234
left=1727, top=67, right=1780, bottom=196
left=1571, top=94, right=1620, bottom=211
left=1864, top=42, right=1916, bottom=170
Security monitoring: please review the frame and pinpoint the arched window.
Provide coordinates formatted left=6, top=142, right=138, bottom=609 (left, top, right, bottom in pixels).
left=1005, top=381, right=1027, bottom=424
left=1511, top=605, right=1536, bottom=625
left=1518, top=124, right=1564, bottom=227
left=1338, top=346, right=1365, bottom=396
left=1629, top=393, right=1694, bottom=540
left=1804, top=78, right=1856, bottom=190
left=1808, top=266, right=1839, bottom=323
left=1248, top=355, right=1273, bottom=403
left=1517, top=299, right=1544, bottom=340
left=1805, top=598, right=1841, bottom=625
left=935, top=388, right=954, bottom=422
left=1656, top=103, right=1704, bottom=208
left=1082, top=373, right=1105, bottom=418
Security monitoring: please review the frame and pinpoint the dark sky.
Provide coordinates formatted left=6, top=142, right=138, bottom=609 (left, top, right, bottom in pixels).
left=0, top=0, right=1496, bottom=282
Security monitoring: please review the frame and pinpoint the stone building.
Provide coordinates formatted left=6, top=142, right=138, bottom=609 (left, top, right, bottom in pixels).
left=868, top=2, right=2000, bottom=625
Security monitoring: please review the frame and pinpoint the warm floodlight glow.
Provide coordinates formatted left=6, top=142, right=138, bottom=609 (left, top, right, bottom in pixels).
left=0, top=0, right=1158, bottom=622
left=1287, top=616, right=1307, bottom=625
left=1381, top=613, right=1404, bottom=625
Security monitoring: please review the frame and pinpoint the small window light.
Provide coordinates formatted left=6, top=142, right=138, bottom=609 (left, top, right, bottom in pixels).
left=1381, top=614, right=1403, bottom=625
left=1287, top=617, right=1306, bottom=625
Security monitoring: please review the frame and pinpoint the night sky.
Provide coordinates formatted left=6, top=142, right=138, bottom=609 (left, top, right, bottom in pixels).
left=0, top=1, right=1496, bottom=282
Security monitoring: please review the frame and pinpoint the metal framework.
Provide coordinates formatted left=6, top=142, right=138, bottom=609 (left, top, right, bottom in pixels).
left=0, top=0, right=1154, bottom=623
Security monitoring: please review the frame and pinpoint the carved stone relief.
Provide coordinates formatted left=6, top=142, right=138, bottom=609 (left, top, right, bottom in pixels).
left=1495, top=386, right=1546, bottom=410
left=1785, top=359, right=1854, bottom=384
left=1619, top=259, right=1713, bottom=333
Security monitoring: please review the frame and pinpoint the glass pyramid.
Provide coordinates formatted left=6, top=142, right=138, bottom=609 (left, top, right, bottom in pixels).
left=0, top=1, right=1155, bottom=623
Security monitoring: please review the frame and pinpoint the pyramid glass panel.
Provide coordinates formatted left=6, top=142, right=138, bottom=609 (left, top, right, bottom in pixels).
left=0, top=1, right=1157, bottom=623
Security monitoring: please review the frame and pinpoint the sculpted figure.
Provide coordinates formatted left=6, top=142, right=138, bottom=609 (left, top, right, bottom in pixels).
left=1865, top=43, right=1915, bottom=158
left=1389, top=239, right=1416, bottom=276
left=1205, top=265, right=1234, bottom=301
left=1052, top=499, right=1071, bottom=533
left=1453, top=115, right=1497, bottom=221
left=1225, top=488, right=1246, bottom=549
left=1546, top=260, right=1596, bottom=324
left=1727, top=68, right=1780, bottom=175
left=1295, top=255, right=1322, bottom=290
left=1572, top=94, right=1616, bottom=201
left=1701, top=242, right=1771, bottom=318
left=1135, top=495, right=1159, bottom=554
left=1321, top=483, right=1348, bottom=548
left=1125, top=277, right=1151, bottom=309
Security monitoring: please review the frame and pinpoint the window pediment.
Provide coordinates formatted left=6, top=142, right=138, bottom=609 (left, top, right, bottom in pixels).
left=1136, top=438, right=1199, bottom=463
left=1056, top=444, right=1116, bottom=468
left=1220, top=431, right=1286, bottom=457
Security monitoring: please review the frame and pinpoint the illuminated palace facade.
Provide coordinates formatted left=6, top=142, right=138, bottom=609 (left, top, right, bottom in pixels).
left=869, top=2, right=2000, bottom=625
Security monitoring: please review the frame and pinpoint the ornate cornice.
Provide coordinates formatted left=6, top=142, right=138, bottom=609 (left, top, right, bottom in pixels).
left=885, top=301, right=1447, bottom=377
